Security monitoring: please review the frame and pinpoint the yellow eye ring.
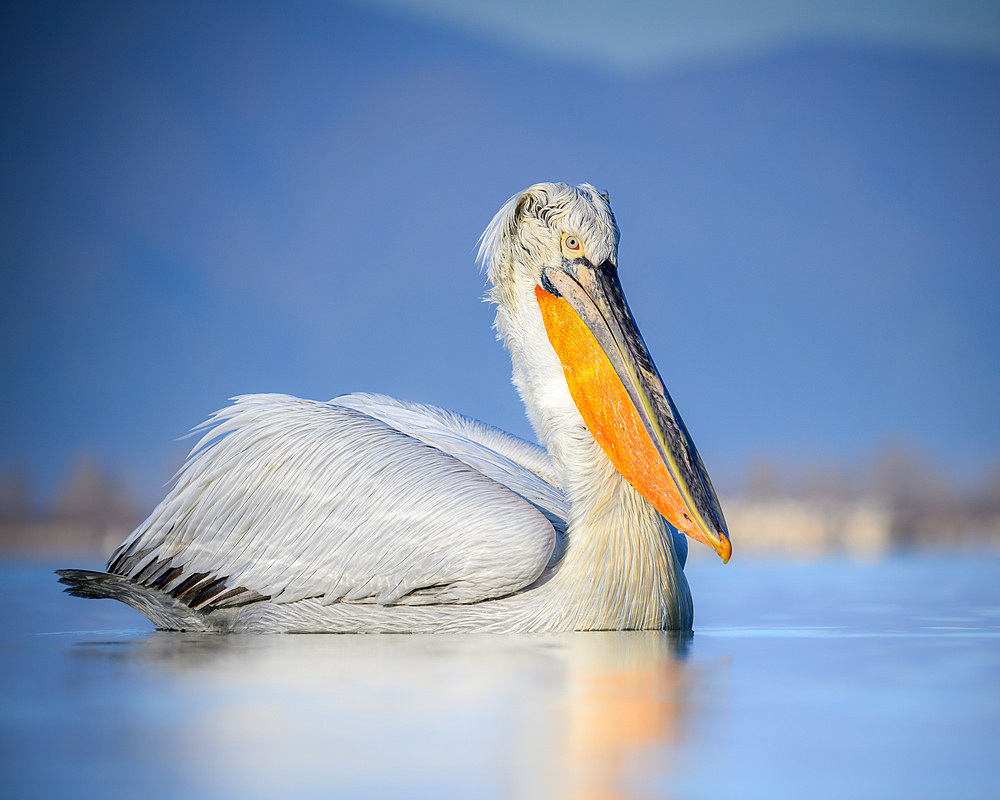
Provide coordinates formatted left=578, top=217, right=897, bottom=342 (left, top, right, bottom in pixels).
left=561, top=233, right=584, bottom=258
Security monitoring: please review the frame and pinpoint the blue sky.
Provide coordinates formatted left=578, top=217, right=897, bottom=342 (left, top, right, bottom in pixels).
left=2, top=0, right=999, bottom=505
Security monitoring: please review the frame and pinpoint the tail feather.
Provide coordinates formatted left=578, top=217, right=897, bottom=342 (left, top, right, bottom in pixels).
left=56, top=569, right=124, bottom=599
left=55, top=569, right=218, bottom=631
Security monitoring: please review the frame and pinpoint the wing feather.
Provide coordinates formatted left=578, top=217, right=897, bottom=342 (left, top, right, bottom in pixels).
left=330, top=393, right=568, bottom=553
left=110, top=395, right=560, bottom=608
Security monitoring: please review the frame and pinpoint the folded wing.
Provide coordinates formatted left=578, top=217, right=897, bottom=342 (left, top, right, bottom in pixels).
left=330, top=392, right=568, bottom=549
left=109, top=394, right=564, bottom=610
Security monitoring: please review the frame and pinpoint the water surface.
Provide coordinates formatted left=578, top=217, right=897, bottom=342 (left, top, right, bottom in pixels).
left=2, top=556, right=998, bottom=798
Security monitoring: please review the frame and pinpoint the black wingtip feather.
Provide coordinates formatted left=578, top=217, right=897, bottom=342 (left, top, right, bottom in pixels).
left=55, top=569, right=119, bottom=599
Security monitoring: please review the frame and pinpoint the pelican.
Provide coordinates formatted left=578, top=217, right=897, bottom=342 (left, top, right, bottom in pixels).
left=58, top=183, right=730, bottom=633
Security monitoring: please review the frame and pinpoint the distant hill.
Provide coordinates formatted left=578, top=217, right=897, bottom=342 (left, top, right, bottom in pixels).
left=3, top=2, right=998, bottom=509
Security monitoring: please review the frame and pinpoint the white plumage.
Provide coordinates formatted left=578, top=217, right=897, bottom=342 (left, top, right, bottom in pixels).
left=59, top=182, right=730, bottom=633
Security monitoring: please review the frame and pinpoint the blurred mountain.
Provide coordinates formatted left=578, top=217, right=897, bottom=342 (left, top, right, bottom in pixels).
left=1, top=2, right=998, bottom=555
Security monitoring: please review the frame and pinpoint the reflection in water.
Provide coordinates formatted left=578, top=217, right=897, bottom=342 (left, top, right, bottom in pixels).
left=68, top=630, right=698, bottom=797
left=560, top=635, right=689, bottom=798
left=5, top=559, right=999, bottom=798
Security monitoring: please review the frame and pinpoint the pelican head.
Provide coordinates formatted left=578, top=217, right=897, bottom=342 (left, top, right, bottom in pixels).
left=480, top=183, right=731, bottom=562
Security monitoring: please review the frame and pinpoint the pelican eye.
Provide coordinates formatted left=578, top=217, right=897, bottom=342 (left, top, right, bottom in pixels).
left=561, top=233, right=584, bottom=258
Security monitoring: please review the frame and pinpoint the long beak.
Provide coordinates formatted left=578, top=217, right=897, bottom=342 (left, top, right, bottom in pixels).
left=536, top=260, right=731, bottom=562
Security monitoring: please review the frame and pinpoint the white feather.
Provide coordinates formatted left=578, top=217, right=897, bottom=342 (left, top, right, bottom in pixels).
left=112, top=395, right=558, bottom=607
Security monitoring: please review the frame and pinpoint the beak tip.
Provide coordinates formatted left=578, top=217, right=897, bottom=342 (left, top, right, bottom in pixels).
left=717, top=533, right=732, bottom=564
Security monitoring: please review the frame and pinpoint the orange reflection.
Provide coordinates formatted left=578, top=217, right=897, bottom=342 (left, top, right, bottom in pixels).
left=558, top=632, right=690, bottom=799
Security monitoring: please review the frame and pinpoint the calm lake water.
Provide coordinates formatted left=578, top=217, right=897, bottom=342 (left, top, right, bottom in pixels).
left=2, top=555, right=998, bottom=799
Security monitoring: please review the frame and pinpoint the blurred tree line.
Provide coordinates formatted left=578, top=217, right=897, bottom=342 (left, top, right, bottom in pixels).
left=1, top=443, right=998, bottom=556
left=0, top=456, right=141, bottom=556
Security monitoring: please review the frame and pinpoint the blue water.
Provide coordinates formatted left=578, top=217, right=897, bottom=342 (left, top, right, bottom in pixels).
left=2, top=556, right=998, bottom=799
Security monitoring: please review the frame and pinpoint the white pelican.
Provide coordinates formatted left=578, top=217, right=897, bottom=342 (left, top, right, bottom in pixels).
left=59, top=182, right=730, bottom=633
